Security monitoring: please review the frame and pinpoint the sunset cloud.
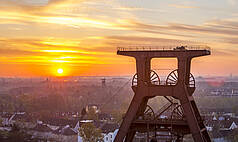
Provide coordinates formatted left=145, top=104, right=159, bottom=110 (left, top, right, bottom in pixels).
left=0, top=0, right=238, bottom=76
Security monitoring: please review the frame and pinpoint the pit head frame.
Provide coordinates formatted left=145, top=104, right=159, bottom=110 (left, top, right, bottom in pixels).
left=114, top=46, right=211, bottom=142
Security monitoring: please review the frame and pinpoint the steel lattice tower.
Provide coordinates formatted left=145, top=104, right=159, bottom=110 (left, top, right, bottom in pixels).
left=114, top=46, right=211, bottom=142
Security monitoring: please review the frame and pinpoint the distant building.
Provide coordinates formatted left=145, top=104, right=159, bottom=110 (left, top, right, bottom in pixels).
left=101, top=78, right=106, bottom=87
left=103, top=129, right=118, bottom=142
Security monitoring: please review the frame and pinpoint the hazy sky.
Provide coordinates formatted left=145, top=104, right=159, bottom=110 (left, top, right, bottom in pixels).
left=0, top=0, right=238, bottom=77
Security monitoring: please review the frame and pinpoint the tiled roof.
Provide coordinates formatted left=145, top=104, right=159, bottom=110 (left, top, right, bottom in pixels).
left=32, top=124, right=52, bottom=132
left=42, top=118, right=78, bottom=127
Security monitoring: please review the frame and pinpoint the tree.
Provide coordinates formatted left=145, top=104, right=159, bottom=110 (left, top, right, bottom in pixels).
left=87, top=108, right=98, bottom=120
left=0, top=117, right=3, bottom=127
left=227, top=129, right=238, bottom=142
left=0, top=124, right=40, bottom=142
left=79, top=123, right=103, bottom=142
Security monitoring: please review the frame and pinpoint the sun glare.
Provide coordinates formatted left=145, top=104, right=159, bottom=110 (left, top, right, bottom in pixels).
left=57, top=68, right=63, bottom=74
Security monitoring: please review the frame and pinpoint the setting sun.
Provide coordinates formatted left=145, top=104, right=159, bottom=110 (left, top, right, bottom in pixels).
left=57, top=68, right=63, bottom=74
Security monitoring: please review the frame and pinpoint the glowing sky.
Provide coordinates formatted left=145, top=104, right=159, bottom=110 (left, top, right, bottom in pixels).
left=0, top=0, right=238, bottom=76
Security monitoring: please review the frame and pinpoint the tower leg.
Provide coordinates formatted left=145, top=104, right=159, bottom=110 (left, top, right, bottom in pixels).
left=175, top=135, right=183, bottom=142
left=177, top=57, right=211, bottom=142
left=180, top=95, right=211, bottom=142
left=114, top=94, right=144, bottom=142
left=125, top=131, right=136, bottom=142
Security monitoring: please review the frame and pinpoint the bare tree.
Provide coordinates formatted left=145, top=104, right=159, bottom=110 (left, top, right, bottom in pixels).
left=79, top=123, right=103, bottom=142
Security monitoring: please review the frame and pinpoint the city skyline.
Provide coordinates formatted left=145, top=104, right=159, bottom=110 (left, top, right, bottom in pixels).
left=0, top=0, right=238, bottom=76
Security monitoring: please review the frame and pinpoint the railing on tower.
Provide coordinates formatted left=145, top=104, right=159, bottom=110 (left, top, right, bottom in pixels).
left=117, top=45, right=210, bottom=52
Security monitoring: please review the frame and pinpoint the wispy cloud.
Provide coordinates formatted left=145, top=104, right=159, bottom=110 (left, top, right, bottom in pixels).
left=0, top=0, right=134, bottom=31
left=0, top=37, right=118, bottom=66
left=169, top=4, right=198, bottom=9
left=118, top=19, right=238, bottom=45
left=227, top=0, right=237, bottom=6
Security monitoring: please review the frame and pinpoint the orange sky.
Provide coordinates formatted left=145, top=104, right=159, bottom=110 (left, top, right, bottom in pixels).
left=1, top=0, right=238, bottom=77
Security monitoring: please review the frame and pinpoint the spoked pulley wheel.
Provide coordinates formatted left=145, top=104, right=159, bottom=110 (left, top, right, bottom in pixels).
left=132, top=70, right=160, bottom=86
left=166, top=69, right=195, bottom=87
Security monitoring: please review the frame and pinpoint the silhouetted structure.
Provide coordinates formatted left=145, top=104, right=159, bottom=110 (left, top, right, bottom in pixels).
left=101, top=78, right=106, bottom=87
left=114, top=46, right=211, bottom=142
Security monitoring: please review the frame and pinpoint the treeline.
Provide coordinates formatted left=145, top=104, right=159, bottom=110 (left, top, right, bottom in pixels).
left=0, top=93, right=84, bottom=113
left=0, top=85, right=133, bottom=115
left=195, top=96, right=238, bottom=114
